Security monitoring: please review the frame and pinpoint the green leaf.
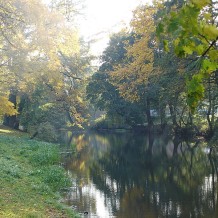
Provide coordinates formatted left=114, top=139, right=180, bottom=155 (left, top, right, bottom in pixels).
left=191, top=0, right=211, bottom=9
left=163, top=40, right=169, bottom=52
left=209, top=50, right=218, bottom=61
left=196, top=44, right=204, bottom=55
left=186, top=75, right=205, bottom=113
left=175, top=46, right=185, bottom=57
left=167, top=18, right=179, bottom=33
left=203, top=25, right=218, bottom=40
left=156, top=23, right=164, bottom=38
left=183, top=46, right=193, bottom=55
left=202, top=59, right=218, bottom=73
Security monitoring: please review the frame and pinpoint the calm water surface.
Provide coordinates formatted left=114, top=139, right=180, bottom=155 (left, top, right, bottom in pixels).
left=62, top=131, right=218, bottom=218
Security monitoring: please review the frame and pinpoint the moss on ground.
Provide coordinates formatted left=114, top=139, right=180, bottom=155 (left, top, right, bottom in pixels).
left=0, top=125, right=79, bottom=218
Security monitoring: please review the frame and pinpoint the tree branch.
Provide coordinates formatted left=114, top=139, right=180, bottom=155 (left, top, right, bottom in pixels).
left=201, top=37, right=218, bottom=57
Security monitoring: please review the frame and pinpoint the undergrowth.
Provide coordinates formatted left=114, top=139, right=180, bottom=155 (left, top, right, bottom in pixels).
left=0, top=126, right=79, bottom=218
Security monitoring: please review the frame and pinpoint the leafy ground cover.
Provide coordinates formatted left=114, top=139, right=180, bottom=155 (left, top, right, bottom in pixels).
left=0, top=125, right=79, bottom=218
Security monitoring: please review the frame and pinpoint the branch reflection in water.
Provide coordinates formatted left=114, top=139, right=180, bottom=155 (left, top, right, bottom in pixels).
left=61, top=131, right=218, bottom=218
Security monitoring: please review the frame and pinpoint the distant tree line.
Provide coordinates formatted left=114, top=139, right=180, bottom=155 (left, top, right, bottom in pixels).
left=87, top=0, right=218, bottom=140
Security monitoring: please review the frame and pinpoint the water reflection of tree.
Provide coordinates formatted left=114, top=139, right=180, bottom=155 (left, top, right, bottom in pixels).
left=88, top=132, right=217, bottom=217
left=64, top=132, right=112, bottom=215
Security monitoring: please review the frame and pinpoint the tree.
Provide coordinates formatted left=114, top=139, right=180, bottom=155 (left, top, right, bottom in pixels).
left=157, top=0, right=218, bottom=112
left=0, top=96, right=17, bottom=118
left=0, top=0, right=91, bottom=136
left=111, top=5, right=156, bottom=102
left=109, top=5, right=158, bottom=126
left=87, top=32, right=146, bottom=128
left=49, top=0, right=84, bottom=21
left=0, top=0, right=23, bottom=118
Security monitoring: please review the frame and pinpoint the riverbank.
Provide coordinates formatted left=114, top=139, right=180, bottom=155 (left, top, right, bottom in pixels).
left=0, top=125, right=79, bottom=218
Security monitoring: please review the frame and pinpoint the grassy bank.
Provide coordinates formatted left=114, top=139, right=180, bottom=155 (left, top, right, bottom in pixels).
left=0, top=126, right=79, bottom=218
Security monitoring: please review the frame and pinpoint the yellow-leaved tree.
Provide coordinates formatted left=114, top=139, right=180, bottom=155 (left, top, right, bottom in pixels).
left=110, top=5, right=157, bottom=125
left=111, top=5, right=157, bottom=102
left=0, top=0, right=90, bottom=133
left=0, top=96, right=17, bottom=118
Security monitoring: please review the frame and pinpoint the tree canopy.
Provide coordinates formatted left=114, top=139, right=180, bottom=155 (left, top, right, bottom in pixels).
left=157, top=0, right=218, bottom=112
left=1, top=0, right=218, bottom=139
left=0, top=0, right=91, bottom=140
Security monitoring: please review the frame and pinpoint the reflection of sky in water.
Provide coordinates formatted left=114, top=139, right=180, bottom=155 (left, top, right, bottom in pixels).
left=67, top=180, right=117, bottom=217
left=68, top=174, right=217, bottom=217
left=63, top=132, right=218, bottom=218
left=201, top=175, right=218, bottom=208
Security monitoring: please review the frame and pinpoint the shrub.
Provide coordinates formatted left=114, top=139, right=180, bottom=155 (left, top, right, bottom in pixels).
left=37, top=122, right=58, bottom=142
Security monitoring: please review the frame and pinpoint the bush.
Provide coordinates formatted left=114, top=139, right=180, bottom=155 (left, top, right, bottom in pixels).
left=92, top=114, right=131, bottom=130
left=20, top=92, right=67, bottom=143
left=37, top=122, right=58, bottom=142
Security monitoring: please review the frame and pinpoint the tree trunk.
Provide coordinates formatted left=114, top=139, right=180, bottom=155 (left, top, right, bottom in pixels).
left=148, top=129, right=154, bottom=155
left=146, top=97, right=153, bottom=128
left=207, top=78, right=215, bottom=136
left=188, top=111, right=193, bottom=126
left=159, top=104, right=167, bottom=130
left=169, top=103, right=178, bottom=127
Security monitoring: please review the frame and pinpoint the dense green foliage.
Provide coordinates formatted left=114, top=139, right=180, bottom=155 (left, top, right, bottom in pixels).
left=86, top=0, right=218, bottom=139
left=157, top=0, right=218, bottom=112
left=0, top=0, right=217, bottom=139
left=87, top=32, right=146, bottom=128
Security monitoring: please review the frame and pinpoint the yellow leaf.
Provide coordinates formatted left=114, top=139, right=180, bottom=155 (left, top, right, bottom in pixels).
left=191, top=0, right=210, bottom=8
left=0, top=96, right=18, bottom=117
left=209, top=50, right=218, bottom=61
left=203, top=25, right=218, bottom=39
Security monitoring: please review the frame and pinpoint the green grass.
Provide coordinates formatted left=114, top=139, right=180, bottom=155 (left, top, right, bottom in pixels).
left=0, top=125, right=79, bottom=218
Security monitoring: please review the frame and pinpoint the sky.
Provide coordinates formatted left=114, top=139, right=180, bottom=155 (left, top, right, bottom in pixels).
left=43, top=0, right=152, bottom=55
left=78, top=0, right=152, bottom=55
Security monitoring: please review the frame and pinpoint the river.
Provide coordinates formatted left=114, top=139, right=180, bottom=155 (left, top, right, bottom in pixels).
left=61, top=131, right=218, bottom=218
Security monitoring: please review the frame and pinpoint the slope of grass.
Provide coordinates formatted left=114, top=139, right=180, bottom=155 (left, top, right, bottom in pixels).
left=0, top=125, right=79, bottom=218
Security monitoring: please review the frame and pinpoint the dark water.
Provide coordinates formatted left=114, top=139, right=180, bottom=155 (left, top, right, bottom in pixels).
left=62, top=131, right=218, bottom=218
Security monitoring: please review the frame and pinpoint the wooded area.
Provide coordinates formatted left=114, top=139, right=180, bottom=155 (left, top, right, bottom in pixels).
left=1, top=0, right=218, bottom=142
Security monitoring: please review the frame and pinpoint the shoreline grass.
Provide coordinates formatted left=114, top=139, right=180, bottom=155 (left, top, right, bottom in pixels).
left=0, top=125, right=79, bottom=218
